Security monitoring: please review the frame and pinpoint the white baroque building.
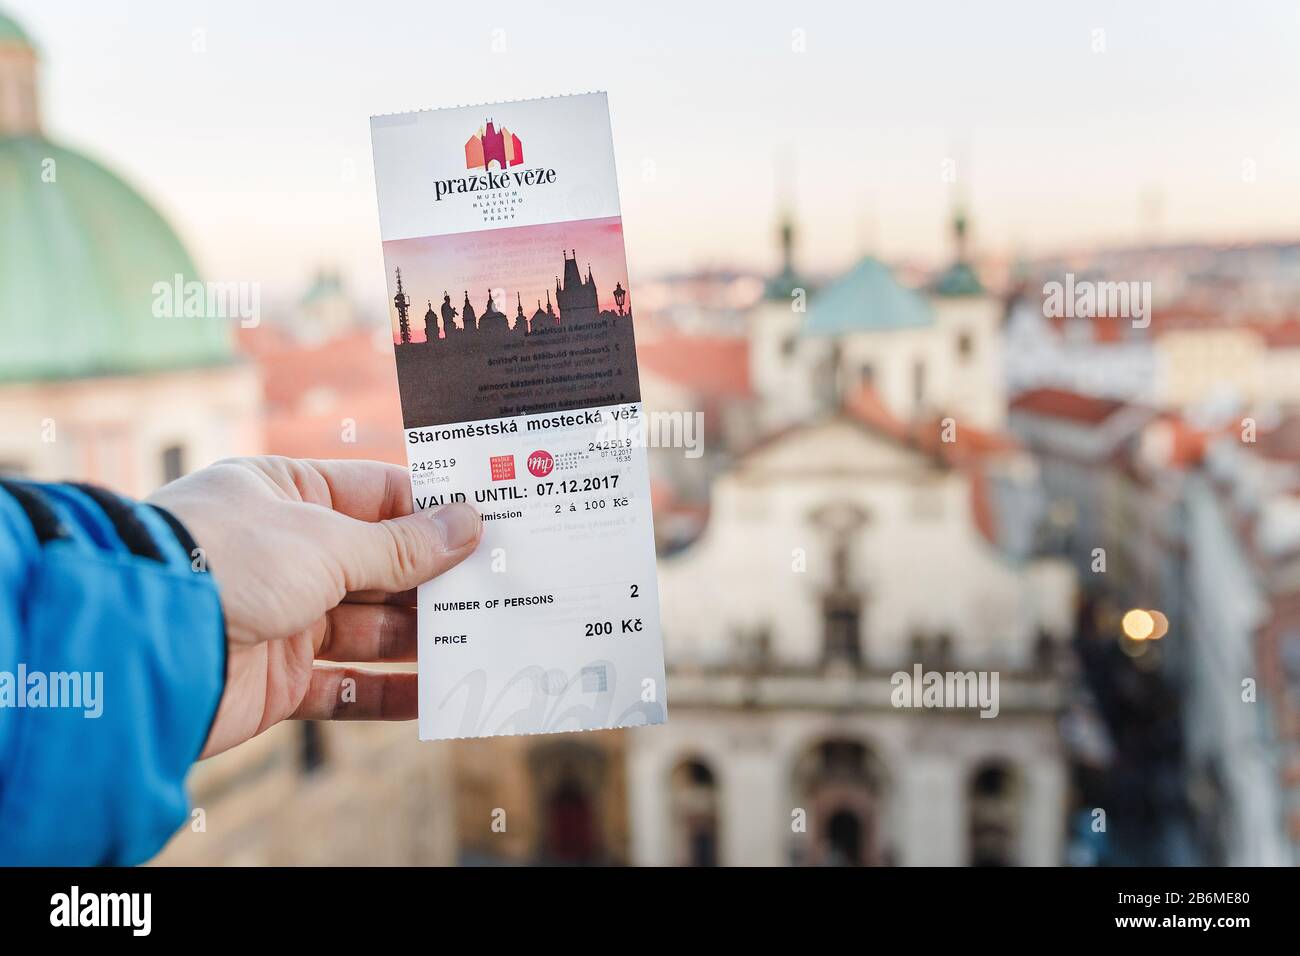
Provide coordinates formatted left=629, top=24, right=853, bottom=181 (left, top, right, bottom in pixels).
left=629, top=402, right=1076, bottom=865
left=750, top=214, right=1005, bottom=436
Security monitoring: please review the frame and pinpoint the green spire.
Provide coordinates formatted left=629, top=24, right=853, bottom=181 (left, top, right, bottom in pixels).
left=932, top=204, right=985, bottom=297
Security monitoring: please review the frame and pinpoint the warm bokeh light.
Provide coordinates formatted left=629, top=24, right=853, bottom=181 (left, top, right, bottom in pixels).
left=1148, top=610, right=1170, bottom=641
left=1121, top=609, right=1155, bottom=641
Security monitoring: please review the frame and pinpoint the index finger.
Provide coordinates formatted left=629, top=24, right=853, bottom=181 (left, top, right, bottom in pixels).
left=303, top=459, right=414, bottom=522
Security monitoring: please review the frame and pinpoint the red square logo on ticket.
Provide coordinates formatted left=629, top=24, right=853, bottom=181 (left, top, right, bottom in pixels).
left=489, top=454, right=515, bottom=481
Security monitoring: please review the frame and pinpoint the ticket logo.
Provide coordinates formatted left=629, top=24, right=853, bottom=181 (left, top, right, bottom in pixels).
left=465, top=120, right=524, bottom=170
left=527, top=450, right=554, bottom=477
left=490, top=454, right=516, bottom=481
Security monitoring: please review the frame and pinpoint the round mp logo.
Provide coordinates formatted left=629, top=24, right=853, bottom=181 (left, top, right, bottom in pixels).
left=527, top=450, right=554, bottom=477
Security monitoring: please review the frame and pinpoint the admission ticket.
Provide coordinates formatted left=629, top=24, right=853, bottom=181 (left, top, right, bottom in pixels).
left=370, top=93, right=667, bottom=740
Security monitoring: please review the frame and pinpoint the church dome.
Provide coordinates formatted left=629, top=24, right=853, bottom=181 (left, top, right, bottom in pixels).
left=0, top=11, right=233, bottom=382
left=803, top=257, right=934, bottom=337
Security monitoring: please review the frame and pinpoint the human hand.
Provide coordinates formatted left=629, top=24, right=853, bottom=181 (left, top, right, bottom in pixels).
left=147, top=456, right=481, bottom=758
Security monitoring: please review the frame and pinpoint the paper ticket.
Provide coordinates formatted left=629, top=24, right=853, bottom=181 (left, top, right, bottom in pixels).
left=370, top=93, right=667, bottom=740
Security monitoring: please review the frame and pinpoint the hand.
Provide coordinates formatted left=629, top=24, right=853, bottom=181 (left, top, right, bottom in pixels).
left=147, top=456, right=481, bottom=758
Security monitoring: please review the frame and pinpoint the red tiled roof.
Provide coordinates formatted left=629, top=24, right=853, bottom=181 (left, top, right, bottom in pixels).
left=636, top=334, right=751, bottom=399
left=842, top=384, right=909, bottom=441
left=1090, top=316, right=1126, bottom=344
left=1149, top=414, right=1209, bottom=469
left=1010, top=388, right=1128, bottom=425
left=242, top=328, right=399, bottom=411
left=1251, top=318, right=1300, bottom=348
left=1054, top=304, right=1219, bottom=340
left=843, top=386, right=1010, bottom=544
left=843, top=384, right=1020, bottom=466
left=241, top=327, right=406, bottom=465
left=263, top=390, right=406, bottom=465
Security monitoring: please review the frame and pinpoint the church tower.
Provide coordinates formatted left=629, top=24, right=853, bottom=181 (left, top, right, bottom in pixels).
left=424, top=301, right=438, bottom=343
left=926, top=203, right=1005, bottom=428
left=555, top=249, right=599, bottom=324
left=479, top=288, right=509, bottom=334
left=461, top=291, right=477, bottom=331
left=748, top=208, right=830, bottom=431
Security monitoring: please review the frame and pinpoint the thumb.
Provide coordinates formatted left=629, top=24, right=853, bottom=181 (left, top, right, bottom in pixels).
left=340, top=501, right=482, bottom=594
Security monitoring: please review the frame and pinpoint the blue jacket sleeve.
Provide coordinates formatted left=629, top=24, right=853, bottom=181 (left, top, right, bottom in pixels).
left=0, top=480, right=225, bottom=866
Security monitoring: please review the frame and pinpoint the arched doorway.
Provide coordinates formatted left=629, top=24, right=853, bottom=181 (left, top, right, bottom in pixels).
left=825, top=808, right=863, bottom=865
left=793, top=738, right=890, bottom=866
left=529, top=740, right=609, bottom=864
left=968, top=760, right=1021, bottom=866
left=669, top=758, right=719, bottom=866
left=544, top=780, right=597, bottom=863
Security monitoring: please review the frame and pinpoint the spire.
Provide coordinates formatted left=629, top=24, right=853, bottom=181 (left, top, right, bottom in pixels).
left=931, top=201, right=984, bottom=297
left=763, top=210, right=802, bottom=301
left=764, top=145, right=799, bottom=299
left=952, top=205, right=970, bottom=264
left=779, top=214, right=795, bottom=275
left=393, top=268, right=411, bottom=345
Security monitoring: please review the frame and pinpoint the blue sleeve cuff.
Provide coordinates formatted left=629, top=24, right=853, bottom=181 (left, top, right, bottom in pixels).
left=0, top=484, right=225, bottom=866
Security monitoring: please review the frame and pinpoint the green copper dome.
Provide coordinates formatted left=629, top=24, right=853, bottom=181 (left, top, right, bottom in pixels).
left=802, top=257, right=933, bottom=337
left=0, top=135, right=234, bottom=382
left=0, top=6, right=233, bottom=383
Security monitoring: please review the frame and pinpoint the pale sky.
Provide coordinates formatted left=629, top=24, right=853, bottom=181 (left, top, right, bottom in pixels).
left=9, top=0, right=1300, bottom=308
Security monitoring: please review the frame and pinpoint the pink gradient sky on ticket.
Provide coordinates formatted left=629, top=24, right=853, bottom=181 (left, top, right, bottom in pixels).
left=384, top=216, right=630, bottom=343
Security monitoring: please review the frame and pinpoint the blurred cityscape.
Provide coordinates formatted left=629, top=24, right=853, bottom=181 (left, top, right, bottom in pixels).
left=3, top=5, right=1299, bottom=866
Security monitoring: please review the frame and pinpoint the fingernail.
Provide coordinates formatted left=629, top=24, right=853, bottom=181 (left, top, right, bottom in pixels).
left=430, top=502, right=480, bottom=550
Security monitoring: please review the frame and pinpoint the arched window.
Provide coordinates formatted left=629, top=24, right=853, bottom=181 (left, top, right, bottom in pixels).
left=670, top=758, right=719, bottom=866
left=968, top=760, right=1021, bottom=866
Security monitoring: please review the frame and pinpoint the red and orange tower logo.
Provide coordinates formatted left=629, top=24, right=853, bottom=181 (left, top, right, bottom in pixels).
left=465, top=120, right=524, bottom=170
